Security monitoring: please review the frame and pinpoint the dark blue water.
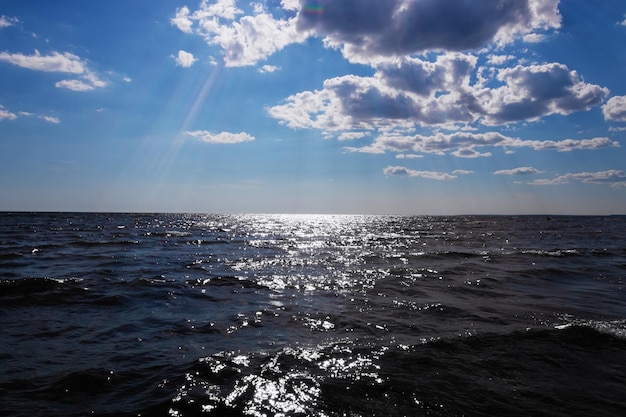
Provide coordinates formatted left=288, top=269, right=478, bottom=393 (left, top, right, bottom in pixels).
left=1, top=213, right=625, bottom=416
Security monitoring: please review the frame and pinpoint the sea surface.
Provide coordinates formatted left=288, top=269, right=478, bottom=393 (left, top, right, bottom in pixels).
left=1, top=212, right=625, bottom=416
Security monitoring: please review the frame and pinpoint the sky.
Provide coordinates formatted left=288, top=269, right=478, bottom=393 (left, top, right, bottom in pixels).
left=1, top=0, right=626, bottom=215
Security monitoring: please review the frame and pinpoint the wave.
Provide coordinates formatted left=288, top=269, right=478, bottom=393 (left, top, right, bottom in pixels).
left=0, top=277, right=132, bottom=307
left=150, top=325, right=626, bottom=417
left=0, top=277, right=83, bottom=295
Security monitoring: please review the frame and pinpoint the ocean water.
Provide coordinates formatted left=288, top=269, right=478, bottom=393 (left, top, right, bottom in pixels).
left=1, top=212, right=625, bottom=416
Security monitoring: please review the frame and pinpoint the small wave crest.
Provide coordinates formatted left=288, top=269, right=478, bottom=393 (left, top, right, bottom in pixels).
left=0, top=277, right=83, bottom=295
left=555, top=316, right=626, bottom=339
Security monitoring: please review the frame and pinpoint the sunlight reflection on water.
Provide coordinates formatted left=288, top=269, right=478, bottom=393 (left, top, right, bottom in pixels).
left=171, top=340, right=386, bottom=416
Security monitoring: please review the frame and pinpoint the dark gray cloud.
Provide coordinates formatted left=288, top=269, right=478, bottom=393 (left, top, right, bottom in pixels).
left=483, top=64, right=609, bottom=124
left=327, top=76, right=416, bottom=121
left=378, top=55, right=475, bottom=97
left=297, top=0, right=535, bottom=57
left=487, top=99, right=549, bottom=124
left=379, top=60, right=446, bottom=97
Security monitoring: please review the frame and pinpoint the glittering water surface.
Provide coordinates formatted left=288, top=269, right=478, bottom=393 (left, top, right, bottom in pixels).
left=1, top=213, right=625, bottom=416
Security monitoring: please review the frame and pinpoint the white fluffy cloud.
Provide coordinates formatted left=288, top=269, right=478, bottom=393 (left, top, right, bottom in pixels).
left=344, top=131, right=619, bottom=158
left=529, top=170, right=626, bottom=186
left=383, top=166, right=457, bottom=181
left=495, top=167, right=543, bottom=175
left=175, top=50, right=197, bottom=67
left=602, top=96, right=626, bottom=122
left=487, top=55, right=516, bottom=65
left=0, top=15, right=18, bottom=28
left=40, top=115, right=60, bottom=124
left=1, top=105, right=60, bottom=123
left=55, top=74, right=106, bottom=91
left=171, top=6, right=194, bottom=33
left=186, top=130, right=255, bottom=144
left=258, top=64, right=279, bottom=73
left=0, top=50, right=106, bottom=91
left=172, top=1, right=307, bottom=67
left=0, top=104, right=17, bottom=121
left=0, top=50, right=85, bottom=73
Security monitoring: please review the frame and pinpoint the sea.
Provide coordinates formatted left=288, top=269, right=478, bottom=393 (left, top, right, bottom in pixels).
left=1, top=212, right=625, bottom=417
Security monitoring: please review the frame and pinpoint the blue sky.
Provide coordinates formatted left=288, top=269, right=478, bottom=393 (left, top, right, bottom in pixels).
left=1, top=0, right=625, bottom=214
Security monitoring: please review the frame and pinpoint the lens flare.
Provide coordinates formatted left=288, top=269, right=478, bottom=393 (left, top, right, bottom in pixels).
left=303, top=3, right=324, bottom=14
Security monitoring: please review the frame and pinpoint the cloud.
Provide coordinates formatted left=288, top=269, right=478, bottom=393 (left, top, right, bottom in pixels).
left=55, top=79, right=94, bottom=91
left=282, top=0, right=300, bottom=11
left=1, top=105, right=60, bottom=123
left=186, top=130, right=255, bottom=144
left=494, top=167, right=543, bottom=175
left=603, top=96, right=626, bottom=122
left=452, top=170, right=474, bottom=175
left=174, top=2, right=614, bottom=179
left=508, top=136, right=619, bottom=152
left=0, top=50, right=85, bottom=73
left=479, top=63, right=609, bottom=125
left=344, top=131, right=619, bottom=157
left=297, top=0, right=560, bottom=63
left=171, top=6, right=194, bottom=33
left=40, top=115, right=60, bottom=124
left=0, top=15, right=18, bottom=28
left=522, top=33, right=547, bottom=43
left=383, top=166, right=457, bottom=181
left=487, top=54, right=516, bottom=65
left=270, top=57, right=608, bottom=131
left=378, top=53, right=477, bottom=98
left=0, top=105, right=17, bottom=121
left=0, top=50, right=107, bottom=91
left=55, top=74, right=106, bottom=91
left=258, top=64, right=280, bottom=73
left=529, top=170, right=626, bottom=186
left=268, top=86, right=353, bottom=131
left=209, top=13, right=304, bottom=67
left=172, top=1, right=306, bottom=67
left=337, top=131, right=368, bottom=141
left=269, top=73, right=425, bottom=131
left=175, top=0, right=560, bottom=67
left=451, top=148, right=492, bottom=158
left=175, top=50, right=197, bottom=67
left=345, top=131, right=477, bottom=154
left=177, top=2, right=598, bottom=138
left=197, top=0, right=243, bottom=20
